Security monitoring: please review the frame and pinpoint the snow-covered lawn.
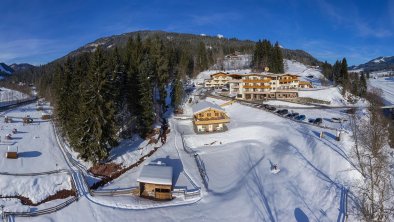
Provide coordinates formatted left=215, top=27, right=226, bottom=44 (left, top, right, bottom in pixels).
left=0, top=103, right=68, bottom=173
left=18, top=95, right=361, bottom=222
left=298, top=87, right=346, bottom=106
left=368, top=77, right=394, bottom=105
left=0, top=87, right=30, bottom=107
left=285, top=59, right=324, bottom=87
left=0, top=173, right=72, bottom=204
left=181, top=97, right=357, bottom=221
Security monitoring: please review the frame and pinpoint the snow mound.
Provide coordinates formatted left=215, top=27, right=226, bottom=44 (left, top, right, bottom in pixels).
left=0, top=173, right=72, bottom=204
left=299, top=87, right=346, bottom=106
left=285, top=59, right=324, bottom=87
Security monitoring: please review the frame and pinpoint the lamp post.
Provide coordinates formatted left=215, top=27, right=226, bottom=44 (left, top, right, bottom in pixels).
left=1, top=205, right=5, bottom=220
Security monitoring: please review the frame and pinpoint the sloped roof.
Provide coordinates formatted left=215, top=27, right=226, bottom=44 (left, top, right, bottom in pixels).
left=137, top=164, right=173, bottom=185
left=192, top=101, right=224, bottom=114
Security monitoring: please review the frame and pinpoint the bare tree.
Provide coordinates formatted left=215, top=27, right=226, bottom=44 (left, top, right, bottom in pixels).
left=351, top=88, right=394, bottom=221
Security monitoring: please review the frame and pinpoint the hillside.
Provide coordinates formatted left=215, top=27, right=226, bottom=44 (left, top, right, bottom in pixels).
left=349, top=56, right=394, bottom=72
left=0, top=63, right=14, bottom=75
left=63, top=30, right=320, bottom=66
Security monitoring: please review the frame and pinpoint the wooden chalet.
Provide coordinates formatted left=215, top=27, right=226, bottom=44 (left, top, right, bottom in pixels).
left=6, top=146, right=18, bottom=159
left=137, top=162, right=173, bottom=200
left=192, top=101, right=230, bottom=133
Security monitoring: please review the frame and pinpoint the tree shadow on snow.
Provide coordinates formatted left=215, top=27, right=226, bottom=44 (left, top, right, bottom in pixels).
left=294, top=208, right=310, bottom=222
left=243, top=150, right=278, bottom=222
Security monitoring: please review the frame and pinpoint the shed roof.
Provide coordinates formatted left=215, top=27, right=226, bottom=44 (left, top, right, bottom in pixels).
left=7, top=146, right=18, bottom=152
left=137, top=164, right=173, bottom=185
left=192, top=101, right=224, bottom=114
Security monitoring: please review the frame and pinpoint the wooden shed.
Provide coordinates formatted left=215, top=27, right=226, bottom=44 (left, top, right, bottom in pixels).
left=6, top=146, right=18, bottom=159
left=137, top=163, right=173, bottom=200
left=23, top=115, right=33, bottom=124
left=41, top=113, right=51, bottom=120
left=4, top=116, right=12, bottom=123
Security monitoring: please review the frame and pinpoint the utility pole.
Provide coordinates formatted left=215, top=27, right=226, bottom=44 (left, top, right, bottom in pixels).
left=1, top=205, right=5, bottom=221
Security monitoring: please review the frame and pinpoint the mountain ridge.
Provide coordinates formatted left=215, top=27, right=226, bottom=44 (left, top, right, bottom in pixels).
left=349, top=56, right=394, bottom=72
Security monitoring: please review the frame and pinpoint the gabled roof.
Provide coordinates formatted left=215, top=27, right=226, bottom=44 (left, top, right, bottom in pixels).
left=137, top=164, right=173, bottom=185
left=192, top=101, right=224, bottom=114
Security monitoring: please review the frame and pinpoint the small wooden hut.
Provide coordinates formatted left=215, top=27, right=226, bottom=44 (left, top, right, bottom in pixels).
left=6, top=146, right=18, bottom=159
left=41, top=113, right=51, bottom=120
left=137, top=162, right=173, bottom=200
left=4, top=116, right=12, bottom=123
left=5, top=133, right=12, bottom=140
left=23, top=115, right=33, bottom=124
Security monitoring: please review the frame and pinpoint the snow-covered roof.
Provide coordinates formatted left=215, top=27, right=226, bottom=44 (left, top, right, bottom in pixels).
left=7, top=146, right=18, bottom=152
left=192, top=101, right=224, bottom=114
left=137, top=164, right=173, bottom=185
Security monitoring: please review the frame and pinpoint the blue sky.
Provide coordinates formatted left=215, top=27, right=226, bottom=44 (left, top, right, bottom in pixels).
left=0, top=0, right=393, bottom=65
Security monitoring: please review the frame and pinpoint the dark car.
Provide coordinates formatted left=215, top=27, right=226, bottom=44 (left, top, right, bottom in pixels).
left=313, top=118, right=323, bottom=125
left=308, top=118, right=315, bottom=123
left=267, top=106, right=276, bottom=111
left=295, top=115, right=306, bottom=121
left=287, top=112, right=299, bottom=118
left=281, top=109, right=288, bottom=115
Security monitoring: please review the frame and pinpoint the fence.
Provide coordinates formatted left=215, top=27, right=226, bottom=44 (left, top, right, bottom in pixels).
left=0, top=169, right=69, bottom=176
left=90, top=188, right=137, bottom=197
left=3, top=196, right=78, bottom=219
left=172, top=189, right=201, bottom=200
left=0, top=97, right=37, bottom=112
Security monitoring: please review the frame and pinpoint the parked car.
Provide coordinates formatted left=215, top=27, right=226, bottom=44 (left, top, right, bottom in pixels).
left=277, top=109, right=288, bottom=115
left=308, top=118, right=315, bottom=123
left=331, top=117, right=341, bottom=123
left=287, top=112, right=299, bottom=118
left=267, top=106, right=276, bottom=111
left=313, top=118, right=323, bottom=125
left=281, top=109, right=289, bottom=115
left=295, top=115, right=306, bottom=121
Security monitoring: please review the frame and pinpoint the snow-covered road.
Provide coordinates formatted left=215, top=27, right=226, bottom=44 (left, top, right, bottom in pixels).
left=368, top=77, right=394, bottom=105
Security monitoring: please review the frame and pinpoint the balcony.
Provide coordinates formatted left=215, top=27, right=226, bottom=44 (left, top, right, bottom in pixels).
left=243, top=85, right=271, bottom=89
left=194, top=115, right=230, bottom=125
left=243, top=79, right=271, bottom=83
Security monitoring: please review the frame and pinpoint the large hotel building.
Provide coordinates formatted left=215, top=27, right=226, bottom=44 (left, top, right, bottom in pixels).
left=204, top=72, right=312, bottom=100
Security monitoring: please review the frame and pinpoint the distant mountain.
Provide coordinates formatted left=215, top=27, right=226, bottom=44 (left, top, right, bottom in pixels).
left=0, top=63, right=14, bottom=75
left=349, top=56, right=394, bottom=72
left=10, top=63, right=35, bottom=72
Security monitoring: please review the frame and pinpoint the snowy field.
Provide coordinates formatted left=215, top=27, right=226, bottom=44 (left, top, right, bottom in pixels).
left=19, top=94, right=360, bottom=221
left=0, top=102, right=73, bottom=212
left=0, top=173, right=72, bottom=204
left=0, top=103, right=67, bottom=173
left=368, top=77, right=394, bottom=105
left=0, top=87, right=30, bottom=107
left=298, top=87, right=346, bottom=106
left=285, top=59, right=324, bottom=87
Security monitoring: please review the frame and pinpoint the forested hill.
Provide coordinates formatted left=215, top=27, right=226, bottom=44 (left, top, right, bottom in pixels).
left=60, top=30, right=321, bottom=66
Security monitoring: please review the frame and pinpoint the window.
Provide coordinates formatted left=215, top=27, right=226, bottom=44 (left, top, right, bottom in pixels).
left=207, top=113, right=211, bottom=117
left=155, top=188, right=170, bottom=193
left=215, top=112, right=219, bottom=117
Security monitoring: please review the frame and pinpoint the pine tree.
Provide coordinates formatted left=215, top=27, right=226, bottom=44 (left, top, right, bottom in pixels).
left=151, top=38, right=169, bottom=114
left=171, top=70, right=184, bottom=109
left=137, top=54, right=155, bottom=137
left=271, top=42, right=284, bottom=73
left=196, top=41, right=208, bottom=72
left=360, top=72, right=367, bottom=97
left=76, top=47, right=118, bottom=162
left=341, top=58, right=349, bottom=82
